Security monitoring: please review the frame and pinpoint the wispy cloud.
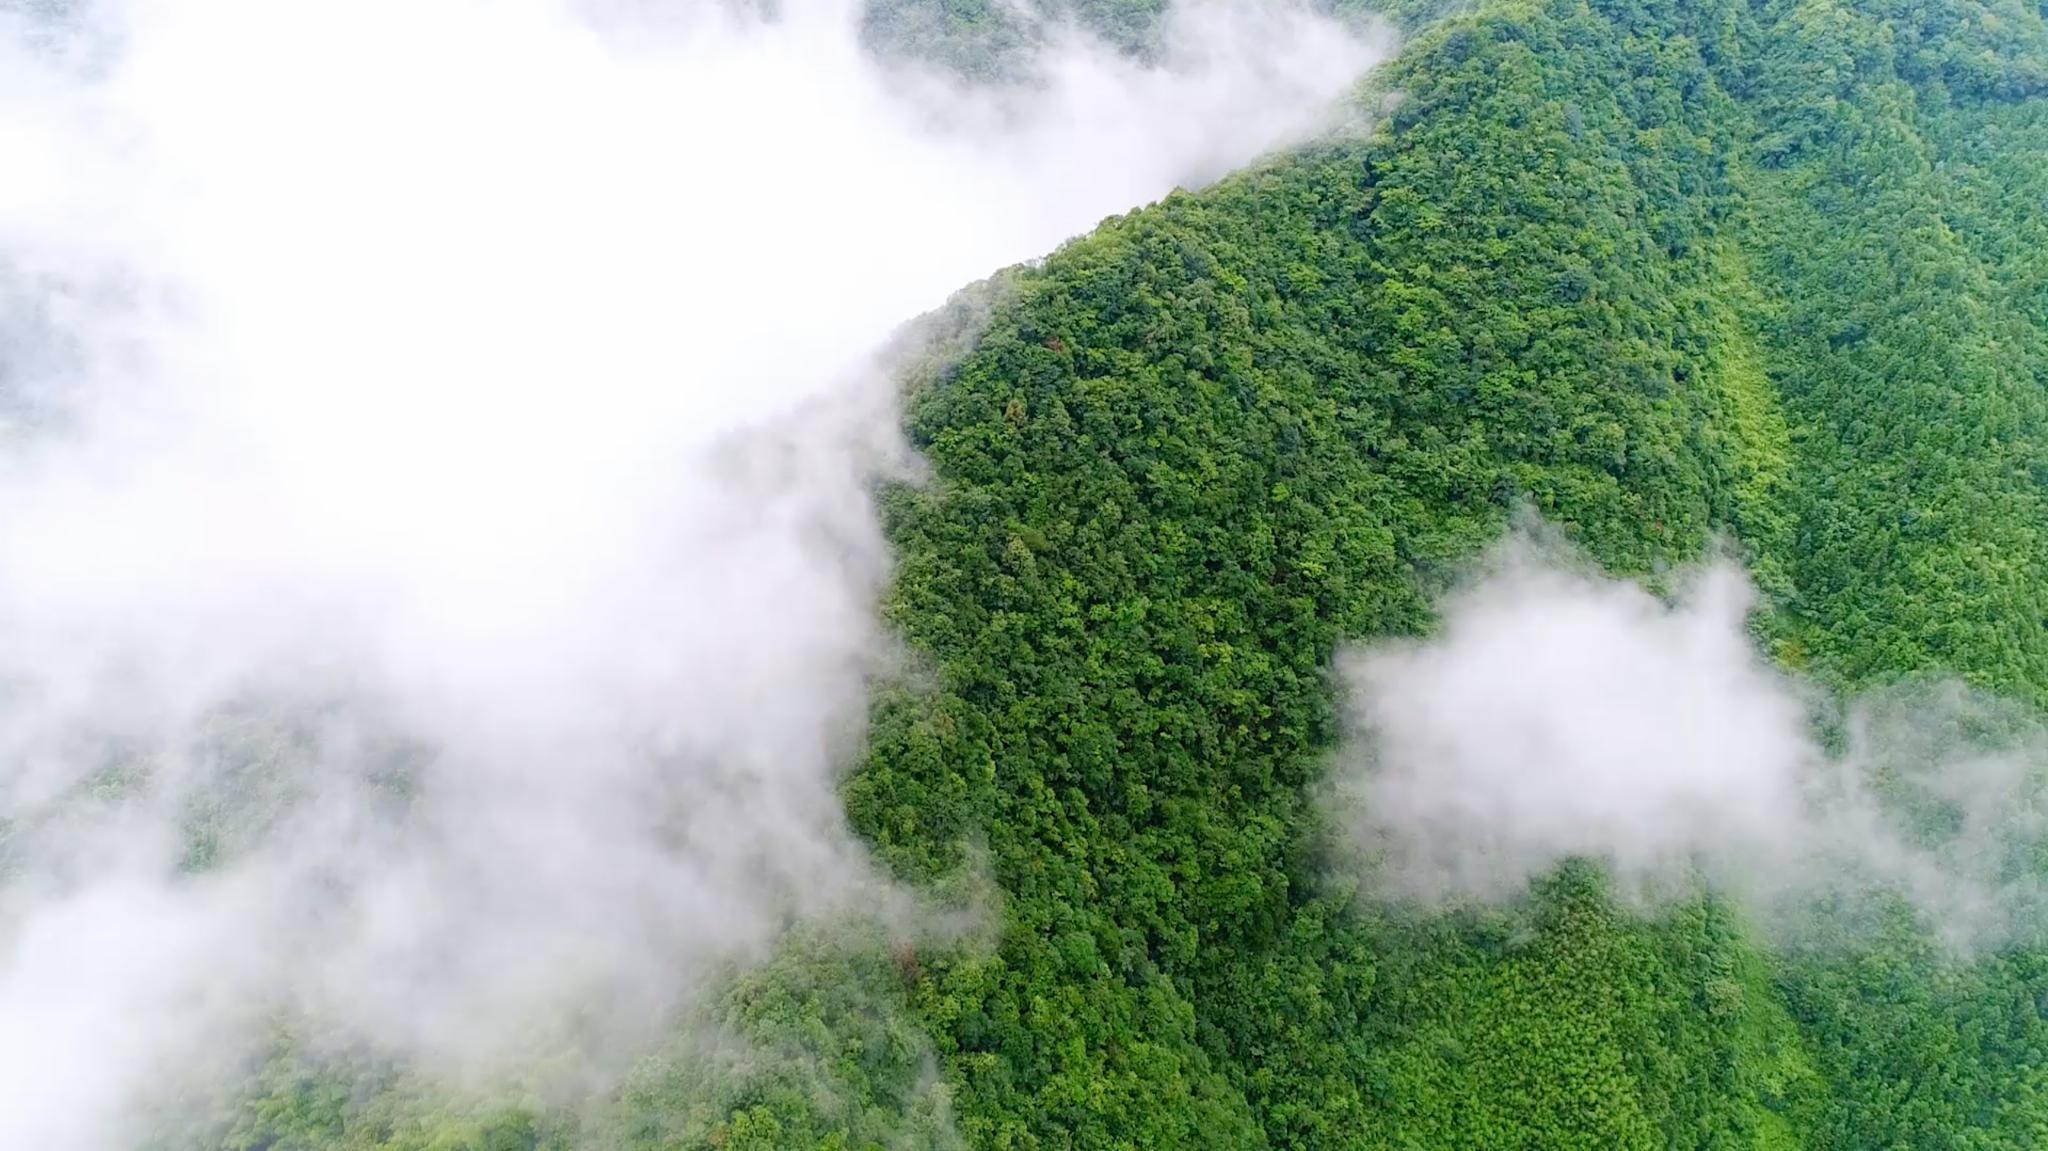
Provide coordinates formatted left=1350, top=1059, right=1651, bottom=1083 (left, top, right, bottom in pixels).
left=1332, top=524, right=2048, bottom=947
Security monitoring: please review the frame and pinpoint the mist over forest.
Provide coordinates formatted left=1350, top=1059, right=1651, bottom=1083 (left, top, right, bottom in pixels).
left=5, top=0, right=2048, bottom=1146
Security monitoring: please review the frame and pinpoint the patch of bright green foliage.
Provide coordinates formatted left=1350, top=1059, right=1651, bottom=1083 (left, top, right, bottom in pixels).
left=207, top=0, right=2048, bottom=1145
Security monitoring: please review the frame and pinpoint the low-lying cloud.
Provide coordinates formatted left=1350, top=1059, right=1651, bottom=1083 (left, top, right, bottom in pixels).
left=1333, top=526, right=2048, bottom=947
left=0, top=0, right=1388, bottom=1145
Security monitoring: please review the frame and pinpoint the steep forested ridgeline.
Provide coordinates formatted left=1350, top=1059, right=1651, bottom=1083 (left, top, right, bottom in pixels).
left=855, top=4, right=1809, bottom=1145
left=849, top=0, right=2048, bottom=1145
left=203, top=0, right=2048, bottom=1146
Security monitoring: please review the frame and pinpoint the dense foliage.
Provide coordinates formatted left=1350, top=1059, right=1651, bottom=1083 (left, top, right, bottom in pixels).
left=208, top=0, right=2048, bottom=1145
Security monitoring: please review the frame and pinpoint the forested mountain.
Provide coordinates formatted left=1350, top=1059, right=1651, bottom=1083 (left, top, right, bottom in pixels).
left=205, top=0, right=2048, bottom=1145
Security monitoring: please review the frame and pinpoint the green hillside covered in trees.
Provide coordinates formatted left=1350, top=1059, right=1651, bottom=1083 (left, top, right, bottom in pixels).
left=211, top=0, right=2048, bottom=1145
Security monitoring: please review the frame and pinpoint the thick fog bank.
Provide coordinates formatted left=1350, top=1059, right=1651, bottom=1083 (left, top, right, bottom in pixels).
left=0, top=0, right=1388, bottom=1145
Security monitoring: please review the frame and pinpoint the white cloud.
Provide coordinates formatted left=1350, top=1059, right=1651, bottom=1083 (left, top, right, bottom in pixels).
left=1333, top=525, right=2048, bottom=946
left=0, top=0, right=1388, bottom=1145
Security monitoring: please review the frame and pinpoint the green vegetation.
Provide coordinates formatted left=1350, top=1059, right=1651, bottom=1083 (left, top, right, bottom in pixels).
left=207, top=0, right=2048, bottom=1145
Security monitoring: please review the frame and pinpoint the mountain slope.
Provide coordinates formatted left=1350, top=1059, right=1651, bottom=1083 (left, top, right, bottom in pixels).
left=852, top=0, right=2048, bottom=1145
